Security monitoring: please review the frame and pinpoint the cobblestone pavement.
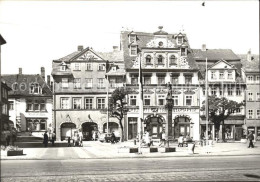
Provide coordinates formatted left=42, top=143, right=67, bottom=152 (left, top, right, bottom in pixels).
left=1, top=155, right=260, bottom=181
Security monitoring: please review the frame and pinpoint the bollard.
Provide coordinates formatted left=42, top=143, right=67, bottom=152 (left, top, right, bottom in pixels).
left=134, top=140, right=136, bottom=145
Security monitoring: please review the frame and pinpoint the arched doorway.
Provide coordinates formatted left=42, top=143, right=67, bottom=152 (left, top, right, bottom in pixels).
left=81, top=122, right=98, bottom=141
left=174, top=116, right=190, bottom=138
left=61, top=122, right=76, bottom=141
left=145, top=116, right=164, bottom=139
left=103, top=122, right=119, bottom=133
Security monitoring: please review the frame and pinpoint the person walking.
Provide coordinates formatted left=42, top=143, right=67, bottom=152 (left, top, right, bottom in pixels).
left=51, top=132, right=56, bottom=146
left=67, top=136, right=71, bottom=147
left=247, top=131, right=254, bottom=148
left=159, top=130, right=166, bottom=147
left=111, top=131, right=116, bottom=144
left=43, top=131, right=48, bottom=148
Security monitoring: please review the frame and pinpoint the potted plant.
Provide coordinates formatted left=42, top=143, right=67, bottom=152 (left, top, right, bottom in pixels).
left=6, top=146, right=23, bottom=156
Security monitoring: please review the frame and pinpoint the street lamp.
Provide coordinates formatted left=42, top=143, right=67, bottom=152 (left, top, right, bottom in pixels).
left=165, top=82, right=174, bottom=148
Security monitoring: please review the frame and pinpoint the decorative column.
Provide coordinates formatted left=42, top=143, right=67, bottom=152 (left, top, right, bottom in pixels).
left=165, top=82, right=174, bottom=148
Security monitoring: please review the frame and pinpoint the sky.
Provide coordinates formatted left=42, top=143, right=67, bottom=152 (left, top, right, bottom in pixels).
left=0, top=0, right=259, bottom=76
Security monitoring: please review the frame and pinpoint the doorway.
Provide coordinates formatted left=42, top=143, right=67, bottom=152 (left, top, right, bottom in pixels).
left=145, top=116, right=163, bottom=139
left=61, top=122, right=76, bottom=141
left=81, top=122, right=98, bottom=141
left=174, top=117, right=190, bottom=138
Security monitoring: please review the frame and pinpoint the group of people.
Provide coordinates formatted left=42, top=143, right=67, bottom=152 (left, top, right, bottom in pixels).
left=43, top=131, right=56, bottom=148
left=67, top=132, right=83, bottom=147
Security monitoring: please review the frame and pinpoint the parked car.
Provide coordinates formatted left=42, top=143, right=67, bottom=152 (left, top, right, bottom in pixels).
left=99, top=133, right=120, bottom=143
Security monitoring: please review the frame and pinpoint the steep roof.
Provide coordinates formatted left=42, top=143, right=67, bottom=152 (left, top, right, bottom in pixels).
left=97, top=50, right=124, bottom=62
left=1, top=74, right=52, bottom=97
left=238, top=54, right=260, bottom=72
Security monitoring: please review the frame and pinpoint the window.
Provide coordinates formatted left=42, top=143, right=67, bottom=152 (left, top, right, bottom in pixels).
left=85, top=78, right=93, bottom=88
left=146, top=55, right=152, bottom=64
left=158, top=41, right=163, bottom=47
left=60, top=65, right=66, bottom=71
left=211, top=71, right=216, bottom=80
left=211, top=87, right=216, bottom=95
left=61, top=98, right=70, bottom=109
left=62, top=78, right=69, bottom=89
left=33, top=101, right=39, bottom=111
left=181, top=48, right=186, bottom=56
left=236, top=87, right=241, bottom=96
left=27, top=100, right=33, bottom=111
left=247, top=76, right=254, bottom=83
left=248, top=110, right=253, bottom=119
left=74, top=63, right=80, bottom=71
left=73, top=78, right=81, bottom=89
left=129, top=34, right=136, bottom=43
left=30, top=83, right=41, bottom=94
left=173, top=95, right=179, bottom=106
left=169, top=55, right=177, bottom=65
left=228, top=71, right=233, bottom=79
left=171, top=76, right=179, bottom=84
left=256, top=76, right=260, bottom=83
left=131, top=75, right=138, bottom=84
left=219, top=72, right=224, bottom=79
left=185, top=76, right=192, bottom=84
left=158, top=76, right=165, bottom=85
left=177, top=36, right=183, bottom=44
left=40, top=120, right=46, bottom=130
left=144, top=76, right=151, bottom=85
left=40, top=100, right=46, bottom=111
left=157, top=55, right=164, bottom=64
left=98, top=64, right=105, bottom=71
left=2, top=104, right=7, bottom=115
left=248, top=92, right=253, bottom=101
left=97, top=98, right=105, bottom=109
left=185, top=95, right=192, bottom=106
left=73, top=98, right=81, bottom=109
left=9, top=101, right=14, bottom=110
left=85, top=98, right=93, bottom=109
left=219, top=87, right=223, bottom=96
left=228, top=87, right=233, bottom=96
left=98, top=78, right=105, bottom=89
left=128, top=117, right=137, bottom=139
left=130, top=95, right=137, bottom=106
left=86, top=63, right=93, bottom=71
left=130, top=46, right=137, bottom=56
left=144, top=95, right=151, bottom=106
left=257, top=93, right=260, bottom=101
left=158, top=95, right=165, bottom=106
left=257, top=110, right=260, bottom=119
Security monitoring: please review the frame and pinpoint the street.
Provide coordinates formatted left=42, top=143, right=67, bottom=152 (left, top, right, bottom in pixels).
left=1, top=155, right=260, bottom=181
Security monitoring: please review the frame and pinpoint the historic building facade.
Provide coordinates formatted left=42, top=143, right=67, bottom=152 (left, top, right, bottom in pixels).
left=52, top=46, right=125, bottom=141
left=121, top=27, right=201, bottom=141
left=193, top=49, right=246, bottom=141
left=240, top=51, right=260, bottom=140
left=2, top=68, right=53, bottom=138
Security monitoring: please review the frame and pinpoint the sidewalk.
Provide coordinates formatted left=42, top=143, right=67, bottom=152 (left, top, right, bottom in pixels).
left=1, top=141, right=260, bottom=160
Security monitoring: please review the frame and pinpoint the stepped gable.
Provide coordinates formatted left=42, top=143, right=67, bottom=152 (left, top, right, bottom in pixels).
left=192, top=49, right=242, bottom=77
left=1, top=74, right=52, bottom=97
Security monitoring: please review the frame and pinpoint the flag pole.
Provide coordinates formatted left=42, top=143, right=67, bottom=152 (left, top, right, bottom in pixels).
left=138, top=53, right=143, bottom=154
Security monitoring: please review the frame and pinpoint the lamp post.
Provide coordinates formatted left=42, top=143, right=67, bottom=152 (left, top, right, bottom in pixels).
left=165, top=82, right=174, bottom=148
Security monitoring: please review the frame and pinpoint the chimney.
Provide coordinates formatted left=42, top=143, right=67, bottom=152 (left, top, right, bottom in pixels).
left=41, top=67, right=45, bottom=80
left=247, top=49, right=251, bottom=61
left=19, top=68, right=22, bottom=74
left=78, top=45, right=84, bottom=51
left=47, top=75, right=51, bottom=87
left=113, top=46, right=119, bottom=51
left=202, top=44, right=206, bottom=51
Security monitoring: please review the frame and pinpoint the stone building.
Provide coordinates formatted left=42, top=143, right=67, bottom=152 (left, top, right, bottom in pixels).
left=121, top=27, right=201, bottom=141
left=240, top=51, right=260, bottom=140
left=1, top=68, right=53, bottom=138
left=52, top=46, right=125, bottom=141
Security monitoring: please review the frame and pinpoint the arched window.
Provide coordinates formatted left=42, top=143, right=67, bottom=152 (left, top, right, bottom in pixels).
left=170, top=55, right=177, bottom=65
left=146, top=55, right=152, bottom=64
left=157, top=55, right=164, bottom=64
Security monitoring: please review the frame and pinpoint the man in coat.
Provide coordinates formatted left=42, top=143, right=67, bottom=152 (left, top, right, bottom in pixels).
left=43, top=131, right=48, bottom=148
left=247, top=131, right=254, bottom=148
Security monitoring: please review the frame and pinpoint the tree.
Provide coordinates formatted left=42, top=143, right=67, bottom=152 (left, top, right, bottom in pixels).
left=201, top=95, right=244, bottom=142
left=110, top=87, right=128, bottom=142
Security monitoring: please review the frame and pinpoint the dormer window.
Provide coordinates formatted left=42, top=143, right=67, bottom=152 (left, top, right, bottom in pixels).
left=130, top=46, right=137, bottom=56
left=177, top=36, right=183, bottom=44
left=157, top=55, right=164, bottom=64
left=146, top=55, right=152, bottom=64
left=111, top=67, right=117, bottom=72
left=169, top=55, right=177, bottom=65
left=60, top=65, right=66, bottom=71
left=129, top=34, right=136, bottom=43
left=30, top=83, right=41, bottom=94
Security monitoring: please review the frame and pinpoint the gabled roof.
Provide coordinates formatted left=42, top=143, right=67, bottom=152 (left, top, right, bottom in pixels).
left=192, top=49, right=240, bottom=60
left=238, top=54, right=260, bottom=72
left=1, top=74, right=52, bottom=97
left=70, top=47, right=106, bottom=62
left=208, top=59, right=236, bottom=69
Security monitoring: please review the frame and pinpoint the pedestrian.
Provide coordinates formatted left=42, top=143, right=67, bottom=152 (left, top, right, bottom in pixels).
left=159, top=130, right=166, bottom=147
left=92, top=131, right=96, bottom=141
left=79, top=131, right=83, bottom=147
left=43, top=131, right=48, bottom=148
left=51, top=132, right=56, bottom=146
left=144, top=131, right=153, bottom=147
left=247, top=131, right=254, bottom=148
left=111, top=131, right=116, bottom=144
left=178, top=135, right=184, bottom=147
left=67, top=136, right=71, bottom=147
